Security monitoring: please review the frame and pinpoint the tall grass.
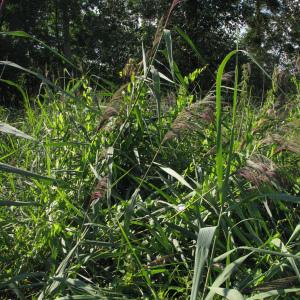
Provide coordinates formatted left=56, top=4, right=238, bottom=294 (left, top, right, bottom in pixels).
left=0, top=25, right=300, bottom=300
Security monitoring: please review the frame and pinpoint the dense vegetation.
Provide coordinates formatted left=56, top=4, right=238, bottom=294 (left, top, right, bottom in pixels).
left=0, top=0, right=300, bottom=299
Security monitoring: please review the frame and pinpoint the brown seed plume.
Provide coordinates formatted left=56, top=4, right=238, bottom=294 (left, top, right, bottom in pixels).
left=163, top=97, right=215, bottom=143
left=262, top=133, right=300, bottom=154
left=84, top=176, right=108, bottom=209
left=237, top=155, right=281, bottom=188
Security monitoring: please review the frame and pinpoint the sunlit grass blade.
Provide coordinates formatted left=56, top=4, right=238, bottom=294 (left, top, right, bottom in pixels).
left=204, top=253, right=251, bottom=300
left=245, top=288, right=300, bottom=300
left=0, top=162, right=63, bottom=184
left=190, top=226, right=216, bottom=300
left=271, top=238, right=300, bottom=281
left=164, top=29, right=174, bottom=80
left=142, top=42, right=147, bottom=78
left=288, top=224, right=300, bottom=244
left=0, top=200, right=37, bottom=206
left=209, top=287, right=244, bottom=300
left=155, top=163, right=193, bottom=190
left=0, top=122, right=35, bottom=140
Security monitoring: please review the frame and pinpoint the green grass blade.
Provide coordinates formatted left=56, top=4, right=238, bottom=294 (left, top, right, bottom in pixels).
left=117, top=220, right=158, bottom=299
left=204, top=253, right=251, bottom=300
left=239, top=246, right=300, bottom=260
left=246, top=288, right=300, bottom=300
left=38, top=229, right=88, bottom=299
left=215, top=50, right=238, bottom=205
left=175, top=27, right=207, bottom=66
left=0, top=79, right=28, bottom=103
left=0, top=200, right=37, bottom=206
left=271, top=238, right=300, bottom=281
left=163, top=29, right=174, bottom=80
left=156, top=163, right=193, bottom=190
left=0, top=122, right=35, bottom=140
left=0, top=162, right=63, bottom=184
left=150, top=66, right=161, bottom=123
left=209, top=287, right=244, bottom=300
left=190, top=226, right=216, bottom=300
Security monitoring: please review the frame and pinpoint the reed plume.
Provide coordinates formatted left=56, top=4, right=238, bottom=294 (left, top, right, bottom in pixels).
left=84, top=176, right=108, bottom=208
left=163, top=96, right=215, bottom=143
left=262, top=133, right=300, bottom=154
left=237, top=155, right=281, bottom=188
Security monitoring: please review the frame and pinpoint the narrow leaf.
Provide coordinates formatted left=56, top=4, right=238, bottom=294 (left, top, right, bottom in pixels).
left=205, top=253, right=251, bottom=300
left=0, top=162, right=62, bottom=184
left=190, top=226, right=217, bottom=300
left=156, top=163, right=193, bottom=190
left=209, top=287, right=244, bottom=300
left=164, top=29, right=174, bottom=80
left=0, top=200, right=37, bottom=207
left=271, top=238, right=300, bottom=281
left=150, top=66, right=161, bottom=122
left=246, top=288, right=300, bottom=300
left=288, top=224, right=300, bottom=244
left=0, top=122, right=34, bottom=140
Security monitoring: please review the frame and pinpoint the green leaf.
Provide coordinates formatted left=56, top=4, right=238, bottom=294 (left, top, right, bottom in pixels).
left=246, top=288, right=300, bottom=299
left=150, top=66, right=161, bottom=122
left=271, top=238, right=300, bottom=281
left=288, top=224, right=300, bottom=244
left=156, top=163, right=193, bottom=190
left=0, top=79, right=28, bottom=102
left=0, top=61, right=81, bottom=105
left=175, top=27, right=207, bottom=66
left=265, top=193, right=300, bottom=204
left=0, top=200, right=37, bottom=207
left=213, top=249, right=237, bottom=263
left=38, top=229, right=88, bottom=299
left=204, top=253, right=251, bottom=300
left=209, top=287, right=244, bottom=300
left=0, top=122, right=35, bottom=140
left=215, top=50, right=238, bottom=205
left=190, top=226, right=217, bottom=300
left=0, top=162, right=62, bottom=184
left=163, top=29, right=174, bottom=80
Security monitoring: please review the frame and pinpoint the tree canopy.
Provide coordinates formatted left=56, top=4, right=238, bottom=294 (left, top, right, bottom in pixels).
left=0, top=0, right=299, bottom=102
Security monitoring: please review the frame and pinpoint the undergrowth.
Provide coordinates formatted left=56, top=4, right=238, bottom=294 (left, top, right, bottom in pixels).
left=0, top=30, right=300, bottom=300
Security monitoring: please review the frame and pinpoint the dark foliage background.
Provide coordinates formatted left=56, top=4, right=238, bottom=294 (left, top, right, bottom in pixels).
left=0, top=0, right=299, bottom=104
